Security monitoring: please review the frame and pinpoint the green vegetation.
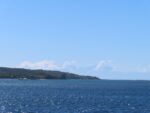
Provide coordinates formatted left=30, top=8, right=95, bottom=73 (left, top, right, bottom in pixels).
left=0, top=67, right=99, bottom=80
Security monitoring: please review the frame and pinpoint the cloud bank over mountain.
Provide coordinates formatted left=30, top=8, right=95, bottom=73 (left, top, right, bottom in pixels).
left=16, top=60, right=150, bottom=80
left=17, top=60, right=78, bottom=71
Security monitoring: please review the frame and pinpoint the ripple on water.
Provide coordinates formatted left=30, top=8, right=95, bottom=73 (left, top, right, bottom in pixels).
left=0, top=80, right=149, bottom=113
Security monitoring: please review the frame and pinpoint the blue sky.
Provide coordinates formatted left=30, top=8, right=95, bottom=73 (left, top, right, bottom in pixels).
left=0, top=0, right=150, bottom=79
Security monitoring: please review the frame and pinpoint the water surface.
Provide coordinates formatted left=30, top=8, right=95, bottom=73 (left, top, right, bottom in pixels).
left=0, top=80, right=150, bottom=113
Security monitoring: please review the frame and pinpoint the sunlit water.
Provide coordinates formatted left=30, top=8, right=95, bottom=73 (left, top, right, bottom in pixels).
left=0, top=79, right=150, bottom=113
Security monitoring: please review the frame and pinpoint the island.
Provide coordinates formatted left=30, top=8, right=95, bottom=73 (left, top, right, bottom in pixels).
left=0, top=67, right=99, bottom=80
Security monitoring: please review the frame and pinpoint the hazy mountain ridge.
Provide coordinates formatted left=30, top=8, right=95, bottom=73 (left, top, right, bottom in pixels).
left=0, top=67, right=99, bottom=80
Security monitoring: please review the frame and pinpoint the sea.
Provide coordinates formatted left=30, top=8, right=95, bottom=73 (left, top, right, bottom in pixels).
left=0, top=79, right=149, bottom=113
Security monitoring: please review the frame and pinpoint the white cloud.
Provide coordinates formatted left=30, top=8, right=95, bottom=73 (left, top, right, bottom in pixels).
left=16, top=60, right=150, bottom=80
left=95, top=60, right=115, bottom=72
left=16, top=60, right=115, bottom=75
left=16, top=60, right=78, bottom=71
left=62, top=61, right=78, bottom=69
left=17, top=60, right=57, bottom=70
left=135, top=64, right=150, bottom=73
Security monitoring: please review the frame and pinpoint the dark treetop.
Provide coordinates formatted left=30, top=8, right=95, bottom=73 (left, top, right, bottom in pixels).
left=0, top=67, right=99, bottom=80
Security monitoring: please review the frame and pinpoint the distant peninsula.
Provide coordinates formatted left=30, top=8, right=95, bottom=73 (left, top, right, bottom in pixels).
left=0, top=67, right=99, bottom=80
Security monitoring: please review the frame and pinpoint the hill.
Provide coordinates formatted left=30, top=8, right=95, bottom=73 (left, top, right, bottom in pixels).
left=0, top=67, right=99, bottom=80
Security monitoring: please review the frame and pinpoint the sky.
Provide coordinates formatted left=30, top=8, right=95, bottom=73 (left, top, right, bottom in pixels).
left=0, top=0, right=150, bottom=80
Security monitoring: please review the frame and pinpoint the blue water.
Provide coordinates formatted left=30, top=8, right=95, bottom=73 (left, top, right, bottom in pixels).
left=0, top=80, right=150, bottom=113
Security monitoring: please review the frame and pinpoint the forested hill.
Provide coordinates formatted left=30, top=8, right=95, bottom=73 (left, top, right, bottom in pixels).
left=0, top=67, right=99, bottom=80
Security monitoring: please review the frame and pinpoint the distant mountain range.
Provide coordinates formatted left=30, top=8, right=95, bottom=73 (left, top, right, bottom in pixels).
left=0, top=67, right=99, bottom=80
